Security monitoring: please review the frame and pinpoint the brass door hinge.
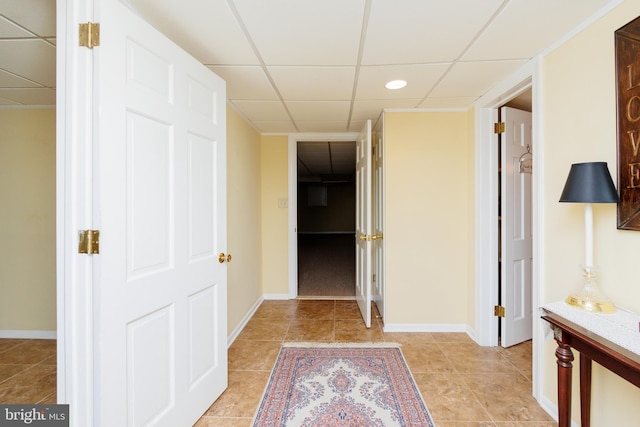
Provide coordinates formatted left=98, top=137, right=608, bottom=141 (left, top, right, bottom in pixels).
left=494, top=122, right=505, bottom=134
left=79, top=22, right=100, bottom=49
left=494, top=305, right=505, bottom=317
left=78, top=230, right=100, bottom=254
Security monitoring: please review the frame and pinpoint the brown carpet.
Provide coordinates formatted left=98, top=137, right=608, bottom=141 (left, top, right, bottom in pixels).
left=297, top=234, right=355, bottom=297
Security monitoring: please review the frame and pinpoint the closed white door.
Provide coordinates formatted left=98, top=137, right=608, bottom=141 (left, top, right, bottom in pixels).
left=356, top=120, right=372, bottom=328
left=500, top=106, right=533, bottom=348
left=93, top=1, right=227, bottom=425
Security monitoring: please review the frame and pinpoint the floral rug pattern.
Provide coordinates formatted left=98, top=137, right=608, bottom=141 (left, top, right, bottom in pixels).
left=251, top=345, right=435, bottom=427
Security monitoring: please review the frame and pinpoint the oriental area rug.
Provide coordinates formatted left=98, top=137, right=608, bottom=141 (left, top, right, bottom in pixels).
left=251, top=343, right=435, bottom=427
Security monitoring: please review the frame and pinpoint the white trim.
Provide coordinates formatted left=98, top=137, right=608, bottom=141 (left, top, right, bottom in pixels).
left=474, top=104, right=500, bottom=347
left=57, top=0, right=95, bottom=425
left=227, top=296, right=263, bottom=347
left=539, top=395, right=580, bottom=427
left=474, top=58, right=538, bottom=347
left=0, top=330, right=57, bottom=339
left=383, top=323, right=472, bottom=335
left=262, top=293, right=291, bottom=300
left=474, top=58, right=546, bottom=407
left=287, top=132, right=359, bottom=299
left=382, top=107, right=468, bottom=113
left=532, top=56, right=547, bottom=409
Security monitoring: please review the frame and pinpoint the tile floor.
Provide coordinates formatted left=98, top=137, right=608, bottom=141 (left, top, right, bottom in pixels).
left=0, top=339, right=56, bottom=404
left=0, top=300, right=556, bottom=427
left=196, top=299, right=555, bottom=427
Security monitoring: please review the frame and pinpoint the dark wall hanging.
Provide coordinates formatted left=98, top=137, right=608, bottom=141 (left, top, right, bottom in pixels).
left=616, top=16, right=640, bottom=230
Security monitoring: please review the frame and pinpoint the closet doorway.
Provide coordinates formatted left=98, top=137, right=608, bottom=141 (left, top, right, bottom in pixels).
left=296, top=140, right=356, bottom=298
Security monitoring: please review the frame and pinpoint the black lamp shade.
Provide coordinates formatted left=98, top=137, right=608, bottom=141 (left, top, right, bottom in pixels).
left=559, top=162, right=620, bottom=203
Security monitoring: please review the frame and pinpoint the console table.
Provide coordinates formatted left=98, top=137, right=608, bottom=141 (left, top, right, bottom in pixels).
left=541, top=304, right=640, bottom=427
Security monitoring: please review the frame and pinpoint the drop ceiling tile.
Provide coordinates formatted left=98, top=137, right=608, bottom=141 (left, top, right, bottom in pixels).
left=128, top=0, right=259, bottom=65
left=0, top=96, right=20, bottom=105
left=429, top=60, right=528, bottom=98
left=418, top=97, right=478, bottom=109
left=286, top=101, right=350, bottom=122
left=0, top=15, right=34, bottom=38
left=356, top=63, right=450, bottom=100
left=362, top=0, right=504, bottom=65
left=351, top=99, right=423, bottom=121
left=209, top=66, right=278, bottom=100
left=298, top=141, right=329, bottom=153
left=231, top=100, right=290, bottom=121
left=269, top=67, right=355, bottom=101
left=0, top=69, right=41, bottom=88
left=0, top=40, right=55, bottom=87
left=464, top=0, right=612, bottom=61
left=0, top=87, right=55, bottom=105
left=329, top=141, right=356, bottom=153
left=232, top=0, right=364, bottom=65
left=348, top=120, right=368, bottom=133
left=296, top=121, right=351, bottom=133
left=252, top=120, right=298, bottom=133
left=0, top=0, right=56, bottom=37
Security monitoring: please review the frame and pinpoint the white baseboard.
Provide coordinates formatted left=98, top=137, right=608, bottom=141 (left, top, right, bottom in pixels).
left=227, top=296, right=264, bottom=347
left=383, top=323, right=470, bottom=335
left=262, top=293, right=291, bottom=300
left=539, top=395, right=579, bottom=427
left=0, top=330, right=57, bottom=339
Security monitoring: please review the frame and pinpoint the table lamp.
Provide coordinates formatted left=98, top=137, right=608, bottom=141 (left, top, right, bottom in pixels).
left=559, top=162, right=620, bottom=313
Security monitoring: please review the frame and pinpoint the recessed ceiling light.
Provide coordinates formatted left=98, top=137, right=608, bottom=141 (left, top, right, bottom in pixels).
left=385, top=80, right=407, bottom=90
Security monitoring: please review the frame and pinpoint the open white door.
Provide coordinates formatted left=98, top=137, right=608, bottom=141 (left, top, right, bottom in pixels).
left=60, top=0, right=228, bottom=425
left=500, top=106, right=533, bottom=348
left=372, top=120, right=385, bottom=321
left=356, top=120, right=372, bottom=328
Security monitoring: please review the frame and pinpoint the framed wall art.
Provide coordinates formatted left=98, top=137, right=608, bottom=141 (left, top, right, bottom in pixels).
left=616, top=16, right=640, bottom=230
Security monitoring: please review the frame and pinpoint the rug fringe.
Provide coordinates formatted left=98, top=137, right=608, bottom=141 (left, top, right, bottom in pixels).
left=281, top=341, right=402, bottom=348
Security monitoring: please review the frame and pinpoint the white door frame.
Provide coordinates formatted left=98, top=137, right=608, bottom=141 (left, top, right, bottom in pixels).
left=56, top=0, right=95, bottom=425
left=473, top=57, right=545, bottom=401
left=287, top=132, right=358, bottom=298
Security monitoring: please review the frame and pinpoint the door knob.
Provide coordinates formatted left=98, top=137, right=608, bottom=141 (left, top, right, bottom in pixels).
left=218, top=253, right=232, bottom=263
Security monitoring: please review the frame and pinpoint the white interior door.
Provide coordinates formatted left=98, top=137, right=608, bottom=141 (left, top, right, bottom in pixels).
left=500, top=106, right=533, bottom=348
left=93, top=1, right=227, bottom=425
left=356, top=120, right=372, bottom=328
left=372, top=120, right=385, bottom=321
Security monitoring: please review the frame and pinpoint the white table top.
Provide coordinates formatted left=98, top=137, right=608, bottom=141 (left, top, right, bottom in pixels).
left=542, top=301, right=640, bottom=356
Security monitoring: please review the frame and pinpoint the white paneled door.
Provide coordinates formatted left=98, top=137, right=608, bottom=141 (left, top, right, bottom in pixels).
left=69, top=1, right=227, bottom=425
left=355, top=120, right=372, bottom=328
left=500, top=106, right=533, bottom=348
left=372, top=120, right=385, bottom=321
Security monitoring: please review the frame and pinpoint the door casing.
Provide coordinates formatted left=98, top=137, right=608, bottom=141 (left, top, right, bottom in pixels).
left=287, top=132, right=359, bottom=298
left=474, top=57, right=544, bottom=402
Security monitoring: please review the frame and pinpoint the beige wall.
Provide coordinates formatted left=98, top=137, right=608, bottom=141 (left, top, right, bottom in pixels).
left=260, top=135, right=289, bottom=296
left=0, top=108, right=56, bottom=332
left=383, top=111, right=471, bottom=325
left=465, top=108, right=476, bottom=329
left=226, top=106, right=263, bottom=334
left=542, top=1, right=640, bottom=424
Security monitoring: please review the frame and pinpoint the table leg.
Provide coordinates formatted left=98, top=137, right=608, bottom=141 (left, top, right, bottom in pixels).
left=580, top=355, right=592, bottom=427
left=555, top=340, right=574, bottom=427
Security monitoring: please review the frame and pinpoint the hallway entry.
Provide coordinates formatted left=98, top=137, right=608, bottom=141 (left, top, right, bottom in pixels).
left=296, top=140, right=356, bottom=298
left=297, top=234, right=355, bottom=297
